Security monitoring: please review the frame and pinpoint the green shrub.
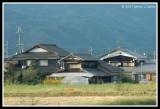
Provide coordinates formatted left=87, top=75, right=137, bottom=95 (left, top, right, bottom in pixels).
left=5, top=60, right=47, bottom=85
left=21, top=60, right=37, bottom=85
left=22, top=68, right=37, bottom=85
left=14, top=71, right=23, bottom=84
left=4, top=63, right=17, bottom=84
left=37, top=72, right=46, bottom=83
left=120, top=73, right=134, bottom=83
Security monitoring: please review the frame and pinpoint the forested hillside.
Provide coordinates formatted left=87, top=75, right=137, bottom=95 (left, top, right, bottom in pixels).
left=4, top=4, right=156, bottom=57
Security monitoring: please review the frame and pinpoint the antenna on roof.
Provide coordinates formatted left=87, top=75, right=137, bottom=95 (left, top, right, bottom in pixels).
left=116, top=40, right=120, bottom=48
left=16, top=26, right=23, bottom=54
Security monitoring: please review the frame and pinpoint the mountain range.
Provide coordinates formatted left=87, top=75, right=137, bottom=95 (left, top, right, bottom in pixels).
left=4, top=4, right=156, bottom=57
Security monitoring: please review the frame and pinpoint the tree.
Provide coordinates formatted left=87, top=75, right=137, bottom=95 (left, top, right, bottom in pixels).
left=22, top=60, right=37, bottom=84
left=29, top=60, right=36, bottom=69
left=36, top=72, right=46, bottom=84
left=5, top=63, right=17, bottom=84
left=14, top=71, right=23, bottom=84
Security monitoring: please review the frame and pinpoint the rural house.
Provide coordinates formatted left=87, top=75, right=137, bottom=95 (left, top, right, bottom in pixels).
left=99, top=47, right=148, bottom=67
left=99, top=47, right=156, bottom=81
left=5, top=43, right=70, bottom=74
left=5, top=43, right=123, bottom=84
left=121, top=60, right=156, bottom=81
left=49, top=53, right=124, bottom=84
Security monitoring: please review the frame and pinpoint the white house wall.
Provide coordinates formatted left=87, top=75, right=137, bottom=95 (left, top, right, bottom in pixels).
left=29, top=47, right=48, bottom=52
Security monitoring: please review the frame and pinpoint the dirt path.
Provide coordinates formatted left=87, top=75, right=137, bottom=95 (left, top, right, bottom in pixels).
left=4, top=96, right=148, bottom=106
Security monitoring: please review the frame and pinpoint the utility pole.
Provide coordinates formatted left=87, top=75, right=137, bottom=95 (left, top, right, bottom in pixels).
left=141, top=61, right=143, bottom=81
left=4, top=40, right=8, bottom=58
left=89, top=47, right=92, bottom=56
left=154, top=51, right=156, bottom=60
left=16, top=26, right=23, bottom=54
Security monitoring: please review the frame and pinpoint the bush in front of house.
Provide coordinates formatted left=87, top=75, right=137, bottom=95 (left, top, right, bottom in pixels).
left=14, top=71, right=23, bottom=84
left=22, top=67, right=37, bottom=85
left=120, top=72, right=134, bottom=83
left=14, top=60, right=37, bottom=85
left=5, top=61, right=46, bottom=85
left=33, top=72, right=46, bottom=84
left=4, top=63, right=17, bottom=84
left=20, top=61, right=46, bottom=85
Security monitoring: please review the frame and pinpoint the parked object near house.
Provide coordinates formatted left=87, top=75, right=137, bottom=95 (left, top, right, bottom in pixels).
left=139, top=79, right=152, bottom=83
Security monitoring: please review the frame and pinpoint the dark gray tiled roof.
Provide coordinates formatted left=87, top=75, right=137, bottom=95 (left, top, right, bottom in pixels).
left=122, top=62, right=156, bottom=73
left=10, top=52, right=59, bottom=60
left=83, top=68, right=111, bottom=76
left=97, top=60, right=124, bottom=72
left=4, top=55, right=17, bottom=61
left=39, top=44, right=70, bottom=57
left=74, top=53, right=124, bottom=72
left=74, top=53, right=99, bottom=61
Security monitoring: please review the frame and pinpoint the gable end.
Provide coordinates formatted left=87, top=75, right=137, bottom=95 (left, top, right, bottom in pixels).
left=23, top=45, right=54, bottom=54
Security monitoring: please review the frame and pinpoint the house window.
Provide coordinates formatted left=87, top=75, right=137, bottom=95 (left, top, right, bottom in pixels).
left=39, top=60, right=48, bottom=66
left=26, top=60, right=31, bottom=66
left=70, top=64, right=81, bottom=68
left=123, top=62, right=130, bottom=67
left=112, top=62, right=118, bottom=67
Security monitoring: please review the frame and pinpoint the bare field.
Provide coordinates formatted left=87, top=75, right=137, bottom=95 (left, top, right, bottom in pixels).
left=4, top=96, right=156, bottom=106
left=4, top=96, right=117, bottom=105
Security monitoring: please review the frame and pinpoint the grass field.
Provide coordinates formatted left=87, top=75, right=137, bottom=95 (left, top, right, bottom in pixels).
left=3, top=82, right=157, bottom=106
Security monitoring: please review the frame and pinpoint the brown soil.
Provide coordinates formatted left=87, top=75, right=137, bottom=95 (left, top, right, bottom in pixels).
left=3, top=96, right=144, bottom=106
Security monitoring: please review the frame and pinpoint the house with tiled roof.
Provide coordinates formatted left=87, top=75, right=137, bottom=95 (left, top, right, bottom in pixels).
left=121, top=60, right=157, bottom=81
left=6, top=44, right=124, bottom=84
left=99, top=47, right=156, bottom=82
left=99, top=47, right=148, bottom=67
left=6, top=43, right=70, bottom=74
left=49, top=53, right=124, bottom=83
